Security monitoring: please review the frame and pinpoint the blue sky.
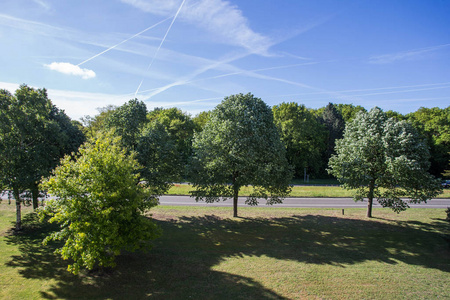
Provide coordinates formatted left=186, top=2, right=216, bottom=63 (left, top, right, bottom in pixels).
left=1, top=0, right=449, bottom=120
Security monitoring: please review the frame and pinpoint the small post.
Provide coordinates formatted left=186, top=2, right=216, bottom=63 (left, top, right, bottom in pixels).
left=342, top=209, right=344, bottom=215
left=304, top=168, right=307, bottom=182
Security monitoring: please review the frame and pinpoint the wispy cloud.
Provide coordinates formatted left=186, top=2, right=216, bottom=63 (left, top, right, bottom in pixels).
left=32, top=0, right=51, bottom=11
left=44, top=62, right=96, bottom=79
left=121, top=0, right=271, bottom=55
left=369, top=43, right=450, bottom=64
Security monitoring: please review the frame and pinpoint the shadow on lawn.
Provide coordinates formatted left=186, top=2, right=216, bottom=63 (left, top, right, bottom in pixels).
left=5, top=212, right=450, bottom=299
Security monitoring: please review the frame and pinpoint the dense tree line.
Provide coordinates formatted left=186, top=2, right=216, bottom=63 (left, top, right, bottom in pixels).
left=1, top=84, right=447, bottom=272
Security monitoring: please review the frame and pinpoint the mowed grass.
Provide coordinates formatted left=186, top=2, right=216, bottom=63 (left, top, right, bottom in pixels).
left=168, top=183, right=450, bottom=198
left=1, top=201, right=449, bottom=299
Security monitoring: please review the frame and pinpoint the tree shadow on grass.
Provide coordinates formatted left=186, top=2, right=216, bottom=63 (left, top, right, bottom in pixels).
left=5, top=212, right=450, bottom=299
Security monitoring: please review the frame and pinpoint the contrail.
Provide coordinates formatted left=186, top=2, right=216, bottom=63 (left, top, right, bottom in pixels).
left=77, top=17, right=171, bottom=66
left=135, top=0, right=186, bottom=97
left=137, top=61, right=317, bottom=98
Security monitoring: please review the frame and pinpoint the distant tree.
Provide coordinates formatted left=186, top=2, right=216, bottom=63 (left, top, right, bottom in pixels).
left=0, top=85, right=84, bottom=230
left=148, top=107, right=196, bottom=165
left=320, top=103, right=345, bottom=169
left=100, top=101, right=181, bottom=197
left=188, top=93, right=293, bottom=217
left=192, top=111, right=211, bottom=132
left=39, top=131, right=160, bottom=274
left=385, top=110, right=406, bottom=121
left=104, top=99, right=148, bottom=150
left=407, top=106, right=450, bottom=177
left=81, top=104, right=117, bottom=139
left=136, top=121, right=182, bottom=195
left=335, top=104, right=367, bottom=123
left=272, top=102, right=327, bottom=178
left=328, top=107, right=442, bottom=218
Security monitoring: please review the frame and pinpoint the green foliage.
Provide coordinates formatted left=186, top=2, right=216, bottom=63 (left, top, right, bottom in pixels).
left=319, top=102, right=345, bottom=175
left=192, top=111, right=211, bottom=132
left=136, top=121, right=182, bottom=194
left=272, top=102, right=327, bottom=178
left=335, top=103, right=367, bottom=123
left=148, top=107, right=196, bottom=165
left=39, top=131, right=160, bottom=274
left=81, top=105, right=117, bottom=139
left=188, top=93, right=293, bottom=217
left=328, top=107, right=442, bottom=217
left=104, top=99, right=148, bottom=149
left=407, top=106, right=450, bottom=177
left=0, top=85, right=84, bottom=229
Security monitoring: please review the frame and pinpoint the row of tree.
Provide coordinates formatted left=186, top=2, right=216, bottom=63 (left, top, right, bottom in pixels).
left=83, top=99, right=450, bottom=181
left=0, top=86, right=446, bottom=273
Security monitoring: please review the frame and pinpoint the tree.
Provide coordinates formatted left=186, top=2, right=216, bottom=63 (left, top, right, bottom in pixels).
left=328, top=107, right=442, bottom=218
left=81, top=104, right=117, bottom=139
left=104, top=99, right=148, bottom=150
left=192, top=111, right=211, bottom=132
left=147, top=107, right=196, bottom=166
left=272, top=102, right=327, bottom=178
left=0, top=85, right=83, bottom=230
left=39, top=131, right=160, bottom=274
left=407, top=106, right=450, bottom=177
left=335, top=104, right=367, bottom=123
left=188, top=93, right=293, bottom=217
left=136, top=121, right=182, bottom=195
left=320, top=103, right=345, bottom=174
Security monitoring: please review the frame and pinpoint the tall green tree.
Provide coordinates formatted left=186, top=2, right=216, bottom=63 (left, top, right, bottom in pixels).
left=148, top=107, right=196, bottom=166
left=136, top=121, right=182, bottom=195
left=335, top=104, right=367, bottom=123
left=192, top=111, right=211, bottom=132
left=272, top=102, right=327, bottom=178
left=81, top=105, right=117, bottom=139
left=0, top=85, right=83, bottom=230
left=407, top=106, right=450, bottom=177
left=188, top=93, right=293, bottom=217
left=104, top=99, right=148, bottom=149
left=39, top=131, right=160, bottom=274
left=328, top=107, right=442, bottom=218
left=102, top=101, right=181, bottom=195
left=320, top=103, right=345, bottom=172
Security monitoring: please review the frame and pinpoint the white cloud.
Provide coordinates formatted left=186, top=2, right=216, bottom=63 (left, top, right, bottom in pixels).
left=44, top=62, right=96, bottom=79
left=121, top=0, right=271, bottom=54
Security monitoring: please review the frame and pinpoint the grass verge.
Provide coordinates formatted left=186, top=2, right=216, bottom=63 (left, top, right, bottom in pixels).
left=168, top=184, right=450, bottom=198
left=0, top=202, right=449, bottom=299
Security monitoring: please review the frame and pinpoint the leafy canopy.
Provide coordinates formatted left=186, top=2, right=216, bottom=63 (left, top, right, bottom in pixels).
left=39, top=131, right=160, bottom=274
left=272, top=102, right=327, bottom=178
left=328, top=107, right=442, bottom=216
left=188, top=93, right=293, bottom=217
left=0, top=85, right=84, bottom=229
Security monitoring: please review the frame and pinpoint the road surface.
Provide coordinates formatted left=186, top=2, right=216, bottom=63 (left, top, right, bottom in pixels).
left=159, top=195, right=450, bottom=208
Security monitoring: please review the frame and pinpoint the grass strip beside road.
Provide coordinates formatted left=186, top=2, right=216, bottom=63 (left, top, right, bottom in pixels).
left=0, top=202, right=449, bottom=299
left=168, top=184, right=450, bottom=198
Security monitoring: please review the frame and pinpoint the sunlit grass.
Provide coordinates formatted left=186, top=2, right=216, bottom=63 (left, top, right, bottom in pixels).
left=168, top=184, right=450, bottom=198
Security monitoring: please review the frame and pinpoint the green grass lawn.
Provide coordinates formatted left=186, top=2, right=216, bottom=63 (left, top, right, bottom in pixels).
left=168, top=183, right=450, bottom=198
left=1, top=202, right=449, bottom=299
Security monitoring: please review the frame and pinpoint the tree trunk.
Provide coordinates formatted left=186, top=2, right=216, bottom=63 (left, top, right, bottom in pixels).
left=31, top=183, right=39, bottom=210
left=13, top=187, right=22, bottom=231
left=367, top=180, right=375, bottom=218
left=233, top=188, right=239, bottom=218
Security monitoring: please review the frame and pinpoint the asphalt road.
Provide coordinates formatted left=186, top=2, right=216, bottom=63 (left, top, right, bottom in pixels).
left=159, top=195, right=450, bottom=208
